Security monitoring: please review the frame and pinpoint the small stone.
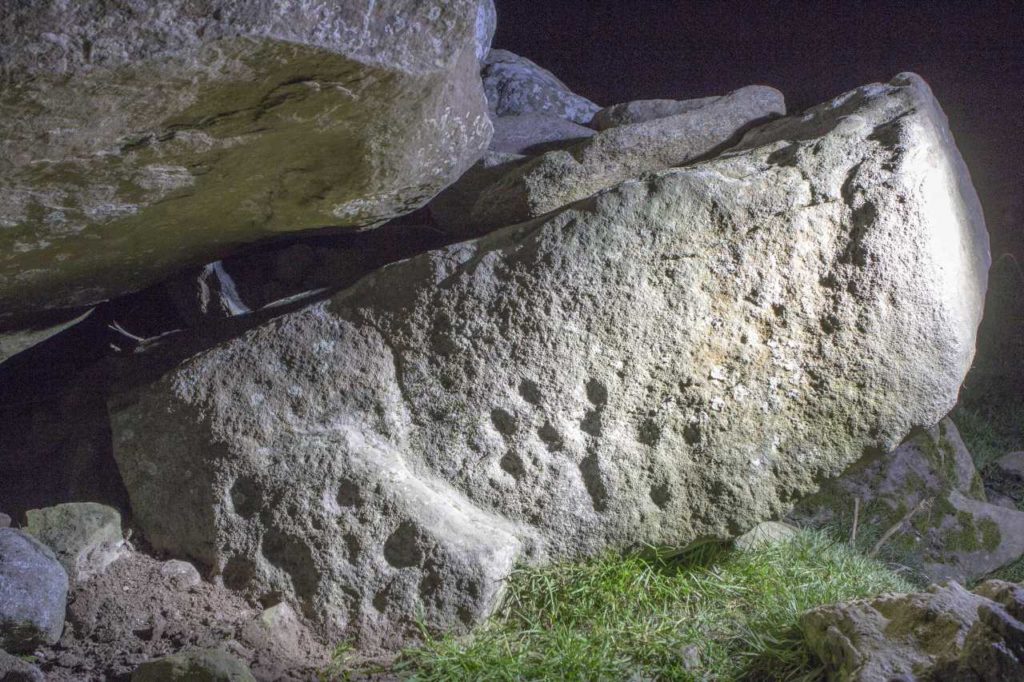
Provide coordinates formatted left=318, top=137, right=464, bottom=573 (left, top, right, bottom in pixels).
left=239, top=603, right=304, bottom=658
left=132, top=648, right=256, bottom=682
left=733, top=521, right=799, bottom=552
left=0, top=514, right=10, bottom=529
left=0, top=529, right=68, bottom=653
left=158, top=560, right=202, bottom=589
left=24, top=503, right=124, bottom=582
left=0, top=649, right=45, bottom=682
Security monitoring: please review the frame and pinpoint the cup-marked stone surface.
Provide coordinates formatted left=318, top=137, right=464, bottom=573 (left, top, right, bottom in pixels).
left=111, top=74, right=989, bottom=649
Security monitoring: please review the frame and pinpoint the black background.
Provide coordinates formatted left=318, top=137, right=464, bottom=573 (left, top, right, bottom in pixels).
left=492, top=0, right=1024, bottom=261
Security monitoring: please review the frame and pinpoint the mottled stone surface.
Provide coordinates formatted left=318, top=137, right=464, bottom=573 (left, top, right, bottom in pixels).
left=111, top=74, right=988, bottom=649
left=482, top=49, right=600, bottom=124
left=25, top=503, right=125, bottom=582
left=792, top=419, right=1024, bottom=583
left=0, top=0, right=495, bottom=318
left=802, top=580, right=1024, bottom=681
left=0, top=529, right=68, bottom=652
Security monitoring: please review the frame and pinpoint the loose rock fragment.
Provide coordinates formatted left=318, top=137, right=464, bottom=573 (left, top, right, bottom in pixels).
left=439, top=84, right=785, bottom=233
left=482, top=49, right=601, bottom=123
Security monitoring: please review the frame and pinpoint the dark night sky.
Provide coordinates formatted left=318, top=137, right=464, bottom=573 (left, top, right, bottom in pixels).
left=492, top=0, right=1024, bottom=259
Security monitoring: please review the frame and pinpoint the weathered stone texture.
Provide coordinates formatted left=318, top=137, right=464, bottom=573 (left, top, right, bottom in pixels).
left=111, top=74, right=988, bottom=648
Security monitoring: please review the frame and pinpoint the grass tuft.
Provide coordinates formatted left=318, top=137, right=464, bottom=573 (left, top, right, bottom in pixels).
left=370, top=530, right=911, bottom=681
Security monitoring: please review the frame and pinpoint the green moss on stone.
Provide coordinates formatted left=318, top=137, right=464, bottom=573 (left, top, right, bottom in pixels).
left=979, top=517, right=1002, bottom=552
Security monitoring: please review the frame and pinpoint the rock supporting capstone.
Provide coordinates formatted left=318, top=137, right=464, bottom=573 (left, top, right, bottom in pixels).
left=110, top=73, right=989, bottom=649
left=0, top=0, right=495, bottom=319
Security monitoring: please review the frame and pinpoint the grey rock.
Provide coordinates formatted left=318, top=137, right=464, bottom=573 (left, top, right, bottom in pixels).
left=110, top=73, right=988, bottom=649
left=490, top=114, right=596, bottom=155
left=0, top=0, right=495, bottom=318
left=802, top=580, right=1024, bottom=681
left=0, top=529, right=68, bottom=652
left=590, top=96, right=722, bottom=131
left=733, top=521, right=798, bottom=552
left=0, top=515, right=10, bottom=530
left=158, top=560, right=203, bottom=590
left=0, top=650, right=44, bottom=682
left=482, top=49, right=600, bottom=124
left=791, top=419, right=1024, bottom=583
left=132, top=648, right=255, bottom=682
left=444, top=84, right=785, bottom=234
left=24, top=503, right=125, bottom=582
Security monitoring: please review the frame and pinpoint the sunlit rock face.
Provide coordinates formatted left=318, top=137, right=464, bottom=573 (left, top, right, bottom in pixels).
left=0, top=0, right=495, bottom=317
left=110, top=74, right=989, bottom=649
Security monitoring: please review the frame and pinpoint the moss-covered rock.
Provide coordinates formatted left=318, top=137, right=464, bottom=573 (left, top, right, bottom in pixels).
left=802, top=580, right=1024, bottom=681
left=131, top=648, right=255, bottom=682
left=24, top=502, right=125, bottom=582
left=792, top=418, right=1024, bottom=583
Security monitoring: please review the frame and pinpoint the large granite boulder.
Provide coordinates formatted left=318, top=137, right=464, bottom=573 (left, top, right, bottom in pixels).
left=0, top=0, right=495, bottom=320
left=433, top=84, right=785, bottom=235
left=481, top=49, right=600, bottom=124
left=792, top=419, right=1024, bottom=583
left=110, top=74, right=989, bottom=649
left=0, top=529, right=68, bottom=653
left=802, top=580, right=1024, bottom=681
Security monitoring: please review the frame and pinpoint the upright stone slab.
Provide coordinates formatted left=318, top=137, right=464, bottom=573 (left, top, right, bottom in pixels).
left=111, top=74, right=989, bottom=648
